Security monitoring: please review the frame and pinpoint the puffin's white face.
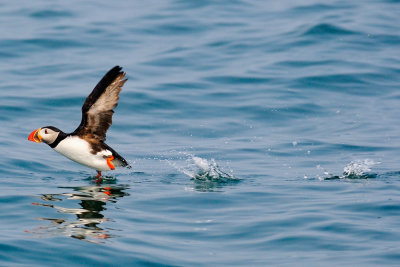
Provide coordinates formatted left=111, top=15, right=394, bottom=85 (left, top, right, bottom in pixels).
left=28, top=127, right=60, bottom=145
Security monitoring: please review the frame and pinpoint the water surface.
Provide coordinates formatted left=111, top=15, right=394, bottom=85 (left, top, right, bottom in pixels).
left=1, top=0, right=400, bottom=266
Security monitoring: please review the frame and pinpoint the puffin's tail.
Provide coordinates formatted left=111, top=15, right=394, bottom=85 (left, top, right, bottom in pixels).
left=104, top=143, right=131, bottom=169
left=112, top=154, right=131, bottom=168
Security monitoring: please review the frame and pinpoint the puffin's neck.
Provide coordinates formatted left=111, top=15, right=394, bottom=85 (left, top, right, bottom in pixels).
left=48, top=131, right=68, bottom=148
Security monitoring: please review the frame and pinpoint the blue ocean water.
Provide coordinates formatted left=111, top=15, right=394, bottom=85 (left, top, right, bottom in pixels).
left=1, top=0, right=400, bottom=266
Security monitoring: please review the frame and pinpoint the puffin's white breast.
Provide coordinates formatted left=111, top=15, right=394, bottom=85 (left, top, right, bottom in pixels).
left=53, top=136, right=112, bottom=171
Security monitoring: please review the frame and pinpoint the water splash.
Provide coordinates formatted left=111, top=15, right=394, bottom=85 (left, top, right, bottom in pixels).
left=167, top=153, right=238, bottom=183
left=341, top=159, right=378, bottom=179
left=324, top=159, right=378, bottom=180
left=186, top=156, right=237, bottom=182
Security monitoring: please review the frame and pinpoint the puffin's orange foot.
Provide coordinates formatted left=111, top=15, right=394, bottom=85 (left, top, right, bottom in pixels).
left=106, top=155, right=115, bottom=170
left=95, top=171, right=102, bottom=183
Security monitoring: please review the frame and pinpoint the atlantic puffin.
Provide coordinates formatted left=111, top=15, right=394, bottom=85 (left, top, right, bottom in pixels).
left=28, top=66, right=131, bottom=182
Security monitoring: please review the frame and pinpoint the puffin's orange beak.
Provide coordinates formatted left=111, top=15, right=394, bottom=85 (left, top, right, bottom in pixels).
left=28, top=128, right=42, bottom=143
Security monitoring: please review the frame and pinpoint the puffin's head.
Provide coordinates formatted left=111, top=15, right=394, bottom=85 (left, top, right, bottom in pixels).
left=28, top=126, right=61, bottom=145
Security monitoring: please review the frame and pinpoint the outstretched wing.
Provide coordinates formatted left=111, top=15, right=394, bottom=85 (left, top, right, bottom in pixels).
left=73, top=66, right=127, bottom=141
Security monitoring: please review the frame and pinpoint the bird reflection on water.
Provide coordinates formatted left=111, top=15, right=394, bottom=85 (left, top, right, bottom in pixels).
left=27, top=184, right=129, bottom=243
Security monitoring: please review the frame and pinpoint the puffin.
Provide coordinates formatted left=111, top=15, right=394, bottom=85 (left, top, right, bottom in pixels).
left=28, top=66, right=131, bottom=182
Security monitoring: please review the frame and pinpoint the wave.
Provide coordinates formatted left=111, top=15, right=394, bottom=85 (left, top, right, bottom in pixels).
left=302, top=23, right=357, bottom=37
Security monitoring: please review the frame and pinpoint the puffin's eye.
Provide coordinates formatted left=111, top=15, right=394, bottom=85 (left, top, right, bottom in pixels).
left=45, top=129, right=48, bottom=134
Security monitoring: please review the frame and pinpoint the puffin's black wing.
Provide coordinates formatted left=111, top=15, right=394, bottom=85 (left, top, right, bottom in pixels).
left=73, top=66, right=127, bottom=141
